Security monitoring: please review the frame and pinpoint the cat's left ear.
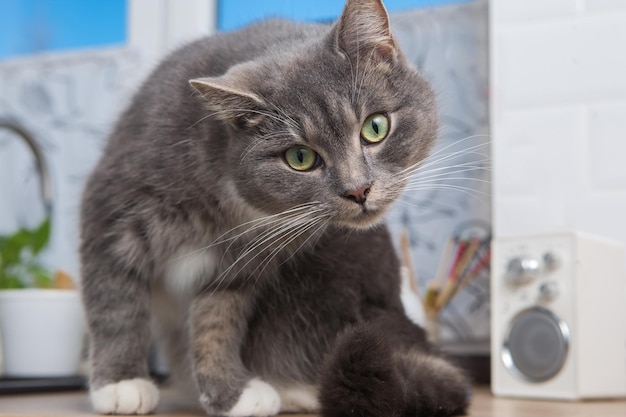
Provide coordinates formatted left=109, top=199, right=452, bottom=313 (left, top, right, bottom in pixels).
left=335, top=0, right=397, bottom=63
left=189, top=75, right=267, bottom=128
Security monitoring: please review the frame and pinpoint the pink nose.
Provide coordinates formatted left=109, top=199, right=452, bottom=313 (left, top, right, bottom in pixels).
left=343, top=184, right=371, bottom=205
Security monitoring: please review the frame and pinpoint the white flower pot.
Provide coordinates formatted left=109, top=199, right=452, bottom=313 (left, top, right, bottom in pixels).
left=0, top=289, right=85, bottom=377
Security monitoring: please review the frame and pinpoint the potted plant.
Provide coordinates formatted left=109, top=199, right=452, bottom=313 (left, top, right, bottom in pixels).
left=0, top=119, right=85, bottom=378
left=0, top=217, right=85, bottom=378
left=0, top=217, right=53, bottom=290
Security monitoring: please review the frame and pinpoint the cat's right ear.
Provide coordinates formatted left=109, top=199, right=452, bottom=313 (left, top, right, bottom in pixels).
left=189, top=76, right=267, bottom=128
left=334, top=0, right=397, bottom=64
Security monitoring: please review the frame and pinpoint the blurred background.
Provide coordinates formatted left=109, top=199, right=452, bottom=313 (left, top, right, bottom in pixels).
left=1, top=0, right=625, bottom=385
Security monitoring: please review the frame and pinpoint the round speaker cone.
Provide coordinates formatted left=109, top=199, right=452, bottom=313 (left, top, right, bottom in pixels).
left=502, top=307, right=569, bottom=382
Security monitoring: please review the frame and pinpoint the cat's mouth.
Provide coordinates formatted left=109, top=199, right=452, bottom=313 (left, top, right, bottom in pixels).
left=359, top=205, right=378, bottom=216
left=338, top=204, right=386, bottom=229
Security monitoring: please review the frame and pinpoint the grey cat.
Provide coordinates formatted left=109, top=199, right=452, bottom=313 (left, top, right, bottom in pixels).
left=80, top=0, right=470, bottom=416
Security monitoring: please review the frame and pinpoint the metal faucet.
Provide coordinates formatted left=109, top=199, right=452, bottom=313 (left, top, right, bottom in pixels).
left=0, top=118, right=53, bottom=214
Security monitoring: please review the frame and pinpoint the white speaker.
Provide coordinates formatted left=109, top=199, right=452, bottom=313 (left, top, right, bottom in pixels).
left=491, top=232, right=626, bottom=400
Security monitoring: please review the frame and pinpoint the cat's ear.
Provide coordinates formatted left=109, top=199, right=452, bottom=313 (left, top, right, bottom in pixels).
left=189, top=76, right=267, bottom=128
left=335, top=0, right=397, bottom=63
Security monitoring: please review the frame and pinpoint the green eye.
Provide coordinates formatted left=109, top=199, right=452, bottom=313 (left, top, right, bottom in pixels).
left=284, top=145, right=318, bottom=171
left=361, top=113, right=390, bottom=144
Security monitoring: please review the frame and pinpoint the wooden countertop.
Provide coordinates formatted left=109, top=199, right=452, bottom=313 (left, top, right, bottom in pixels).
left=1, top=386, right=626, bottom=417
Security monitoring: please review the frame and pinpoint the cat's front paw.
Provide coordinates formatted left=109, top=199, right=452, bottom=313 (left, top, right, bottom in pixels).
left=90, top=378, right=159, bottom=414
left=200, top=378, right=281, bottom=417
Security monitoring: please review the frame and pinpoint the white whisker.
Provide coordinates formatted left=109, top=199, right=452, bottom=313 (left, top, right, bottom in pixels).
left=220, top=210, right=320, bottom=267
left=213, top=203, right=320, bottom=244
left=406, top=176, right=492, bottom=187
left=215, top=209, right=327, bottom=283
left=171, top=202, right=321, bottom=262
left=248, top=215, right=329, bottom=283
left=403, top=159, right=490, bottom=178
left=401, top=184, right=490, bottom=205
left=397, top=140, right=491, bottom=178
left=394, top=198, right=438, bottom=211
left=402, top=164, right=491, bottom=184
left=421, top=135, right=491, bottom=161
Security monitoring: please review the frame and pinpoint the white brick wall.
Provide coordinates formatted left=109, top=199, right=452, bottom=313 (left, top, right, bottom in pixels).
left=491, top=0, right=626, bottom=245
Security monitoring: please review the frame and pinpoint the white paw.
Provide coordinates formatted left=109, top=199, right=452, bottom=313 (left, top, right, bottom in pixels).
left=276, top=384, right=320, bottom=413
left=90, top=378, right=159, bottom=414
left=226, top=378, right=281, bottom=417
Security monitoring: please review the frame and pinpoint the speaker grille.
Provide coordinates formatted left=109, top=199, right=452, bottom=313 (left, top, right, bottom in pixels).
left=502, top=307, right=569, bottom=382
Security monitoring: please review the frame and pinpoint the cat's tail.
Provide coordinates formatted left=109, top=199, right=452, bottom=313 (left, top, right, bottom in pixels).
left=319, top=324, right=469, bottom=417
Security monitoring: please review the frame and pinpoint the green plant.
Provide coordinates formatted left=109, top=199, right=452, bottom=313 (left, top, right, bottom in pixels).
left=0, top=216, right=53, bottom=289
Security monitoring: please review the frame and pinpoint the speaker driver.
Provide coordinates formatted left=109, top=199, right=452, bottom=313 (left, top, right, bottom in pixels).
left=502, top=307, right=569, bottom=382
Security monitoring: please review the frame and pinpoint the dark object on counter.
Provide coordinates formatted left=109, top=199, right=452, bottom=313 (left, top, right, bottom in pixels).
left=0, top=376, right=86, bottom=395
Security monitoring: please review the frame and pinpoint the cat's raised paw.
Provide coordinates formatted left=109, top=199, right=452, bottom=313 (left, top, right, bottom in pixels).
left=221, top=378, right=281, bottom=417
left=90, top=378, right=159, bottom=415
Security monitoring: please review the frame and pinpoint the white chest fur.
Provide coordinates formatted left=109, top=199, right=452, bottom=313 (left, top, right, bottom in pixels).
left=165, top=248, right=218, bottom=296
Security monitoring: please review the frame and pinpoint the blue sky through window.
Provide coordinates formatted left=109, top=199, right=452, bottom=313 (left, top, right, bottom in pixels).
left=218, top=0, right=471, bottom=31
left=0, top=0, right=126, bottom=59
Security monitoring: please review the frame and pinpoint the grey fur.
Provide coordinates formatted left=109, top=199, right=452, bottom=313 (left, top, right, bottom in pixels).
left=80, top=0, right=468, bottom=415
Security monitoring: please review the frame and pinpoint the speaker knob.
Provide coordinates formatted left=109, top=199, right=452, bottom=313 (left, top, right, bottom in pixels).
left=506, top=257, right=540, bottom=286
left=543, top=251, right=560, bottom=271
left=539, top=281, right=559, bottom=301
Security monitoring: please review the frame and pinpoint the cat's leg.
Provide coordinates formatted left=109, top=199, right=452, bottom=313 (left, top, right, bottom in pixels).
left=190, top=290, right=281, bottom=417
left=320, top=322, right=469, bottom=417
left=82, top=259, right=158, bottom=415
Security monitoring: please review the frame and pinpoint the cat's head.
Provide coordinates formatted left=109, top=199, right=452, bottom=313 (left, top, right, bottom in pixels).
left=191, top=0, right=436, bottom=229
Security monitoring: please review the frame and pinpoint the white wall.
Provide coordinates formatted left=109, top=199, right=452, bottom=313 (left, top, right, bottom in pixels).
left=491, top=0, right=626, bottom=243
